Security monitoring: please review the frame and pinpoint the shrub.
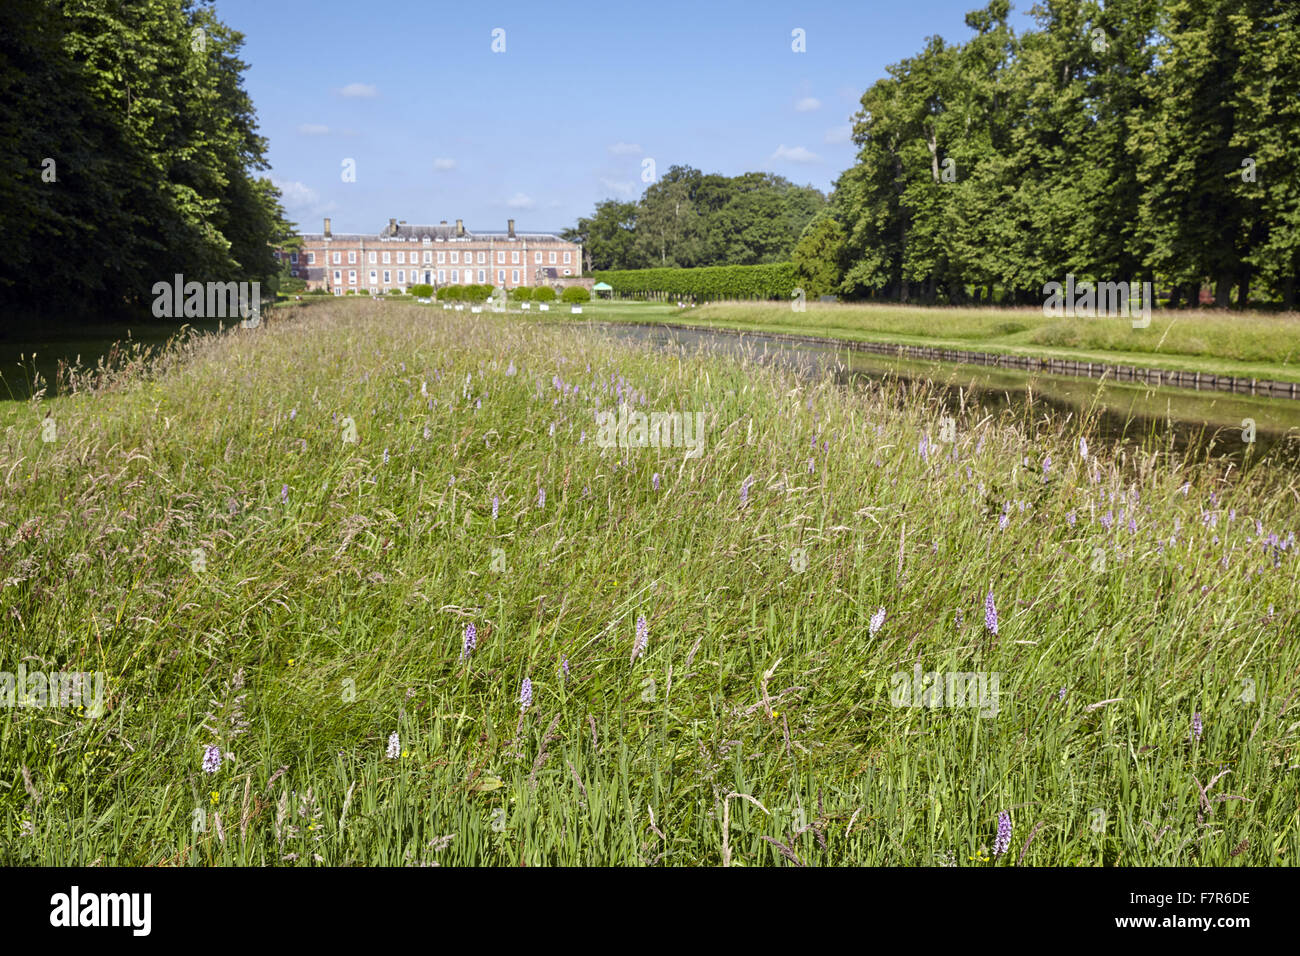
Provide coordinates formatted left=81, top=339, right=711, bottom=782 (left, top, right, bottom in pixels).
left=409, top=283, right=434, bottom=298
left=510, top=286, right=532, bottom=301
left=531, top=287, right=556, bottom=302
left=437, top=286, right=461, bottom=301
left=592, top=263, right=798, bottom=301
left=561, top=286, right=591, bottom=303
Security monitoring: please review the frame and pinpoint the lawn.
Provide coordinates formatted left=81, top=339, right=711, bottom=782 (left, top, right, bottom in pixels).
left=1, top=298, right=1296, bottom=865
left=573, top=299, right=1300, bottom=385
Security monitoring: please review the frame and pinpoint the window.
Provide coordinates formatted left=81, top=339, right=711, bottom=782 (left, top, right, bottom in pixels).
left=511, top=270, right=519, bottom=283
left=348, top=271, right=357, bottom=284
left=511, top=251, right=519, bottom=264
left=348, top=251, right=357, bottom=264
left=423, top=251, right=432, bottom=263
left=478, top=269, right=485, bottom=282
left=497, top=270, right=504, bottom=283
left=535, top=252, right=542, bottom=263
left=564, top=269, right=571, bottom=276
left=382, top=252, right=391, bottom=264
left=397, top=270, right=405, bottom=282
left=333, top=288, right=342, bottom=296
left=273, top=251, right=281, bottom=260
left=549, top=252, right=556, bottom=264
left=369, top=252, right=377, bottom=264
left=370, top=270, right=378, bottom=283
left=397, top=252, right=404, bottom=264
left=307, top=252, right=316, bottom=264
left=438, top=270, right=445, bottom=282
left=333, top=270, right=341, bottom=282
left=290, top=252, right=298, bottom=264
left=564, top=252, right=571, bottom=264
left=383, top=270, right=391, bottom=283
left=450, top=251, right=458, bottom=264
left=478, top=252, right=486, bottom=264
left=437, top=252, right=445, bottom=264
left=497, top=251, right=505, bottom=264
left=451, top=270, right=458, bottom=282
left=333, top=252, right=341, bottom=264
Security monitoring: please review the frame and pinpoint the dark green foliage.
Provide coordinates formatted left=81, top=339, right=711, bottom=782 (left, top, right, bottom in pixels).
left=0, top=0, right=293, bottom=325
left=561, top=286, right=591, bottom=303
left=510, top=286, right=532, bottom=301
left=531, top=287, right=557, bottom=302
left=822, top=0, right=1299, bottom=307
left=408, top=284, right=434, bottom=298
left=564, top=168, right=826, bottom=271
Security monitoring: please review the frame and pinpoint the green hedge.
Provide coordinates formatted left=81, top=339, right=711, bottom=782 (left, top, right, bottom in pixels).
left=531, top=287, right=556, bottom=301
left=437, top=284, right=494, bottom=303
left=561, top=286, right=591, bottom=303
left=510, top=286, right=532, bottom=301
left=409, top=283, right=434, bottom=298
left=593, top=263, right=799, bottom=301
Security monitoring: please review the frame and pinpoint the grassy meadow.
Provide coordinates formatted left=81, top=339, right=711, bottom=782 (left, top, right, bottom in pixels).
left=1, top=297, right=1297, bottom=866
left=585, top=299, right=1300, bottom=384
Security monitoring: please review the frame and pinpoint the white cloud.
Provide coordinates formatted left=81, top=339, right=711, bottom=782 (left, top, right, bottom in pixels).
left=599, top=178, right=639, bottom=198
left=433, top=157, right=457, bottom=171
left=506, top=192, right=536, bottom=210
left=607, top=142, right=642, bottom=155
left=297, top=123, right=330, bottom=136
left=795, top=97, right=821, bottom=112
left=770, top=144, right=820, bottom=164
left=271, top=178, right=337, bottom=224
left=338, top=83, right=378, bottom=98
left=824, top=125, right=853, bottom=145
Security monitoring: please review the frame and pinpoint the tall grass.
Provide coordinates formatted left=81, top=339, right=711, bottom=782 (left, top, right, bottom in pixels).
left=1, top=299, right=1296, bottom=865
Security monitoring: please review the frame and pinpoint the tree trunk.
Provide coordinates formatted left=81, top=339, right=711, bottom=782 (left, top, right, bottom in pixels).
left=1236, top=270, right=1249, bottom=309
left=1215, top=273, right=1232, bottom=308
left=1284, top=274, right=1296, bottom=312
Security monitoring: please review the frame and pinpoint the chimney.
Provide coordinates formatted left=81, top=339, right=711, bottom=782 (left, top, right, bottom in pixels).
left=455, top=218, right=464, bottom=237
left=323, top=217, right=332, bottom=237
left=440, top=220, right=447, bottom=227
left=508, top=218, right=516, bottom=238
left=388, top=217, right=397, bottom=235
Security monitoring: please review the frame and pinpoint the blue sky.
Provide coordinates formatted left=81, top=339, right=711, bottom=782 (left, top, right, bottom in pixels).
left=215, top=0, right=1038, bottom=235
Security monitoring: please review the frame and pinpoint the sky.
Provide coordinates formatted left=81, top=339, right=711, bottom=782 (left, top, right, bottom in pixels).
left=214, top=0, right=1040, bottom=235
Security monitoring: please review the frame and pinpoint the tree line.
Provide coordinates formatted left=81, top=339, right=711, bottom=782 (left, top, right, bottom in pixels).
left=561, top=167, right=826, bottom=273
left=570, top=1, right=1299, bottom=310
left=0, top=0, right=295, bottom=326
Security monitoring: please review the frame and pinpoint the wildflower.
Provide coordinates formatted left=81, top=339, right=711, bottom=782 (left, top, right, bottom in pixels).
left=740, top=477, right=753, bottom=506
left=492, top=495, right=499, bottom=520
left=998, top=512, right=1009, bottom=531
left=280, top=484, right=288, bottom=504
left=537, top=487, right=545, bottom=508
left=1079, top=437, right=1088, bottom=460
left=808, top=458, right=815, bottom=474
left=386, top=732, right=400, bottom=759
left=1066, top=510, right=1076, bottom=527
left=652, top=473, right=660, bottom=491
left=559, top=657, right=570, bottom=682
left=1101, top=511, right=1113, bottom=531
left=382, top=447, right=390, bottom=465
left=1191, top=712, right=1203, bottom=742
left=520, top=678, right=533, bottom=712
left=289, top=408, right=297, bottom=421
left=869, top=607, right=886, bottom=637
left=202, top=745, right=222, bottom=774
left=423, top=426, right=431, bottom=440
left=462, top=623, right=477, bottom=660
left=1058, top=686, right=1067, bottom=702
left=993, top=811, right=1012, bottom=856
left=985, top=589, right=999, bottom=635
left=632, top=615, right=648, bottom=662
left=954, top=609, right=963, bottom=628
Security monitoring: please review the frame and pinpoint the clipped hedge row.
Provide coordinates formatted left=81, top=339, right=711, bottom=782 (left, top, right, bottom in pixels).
left=437, top=284, right=494, bottom=303
left=593, top=263, right=799, bottom=301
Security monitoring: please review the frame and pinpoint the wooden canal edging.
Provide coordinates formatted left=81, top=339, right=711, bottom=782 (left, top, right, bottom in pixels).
left=637, top=321, right=1300, bottom=402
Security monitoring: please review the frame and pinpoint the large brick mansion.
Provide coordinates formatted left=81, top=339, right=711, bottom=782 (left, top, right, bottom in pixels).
left=282, top=217, right=586, bottom=295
